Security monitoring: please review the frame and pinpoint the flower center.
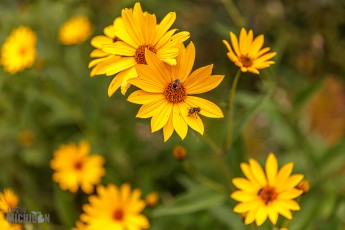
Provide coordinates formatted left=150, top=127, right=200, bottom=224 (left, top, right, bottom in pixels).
left=239, top=54, right=253, bottom=67
left=258, top=186, right=278, bottom=204
left=135, top=44, right=157, bottom=64
left=74, top=161, right=83, bottom=170
left=19, top=47, right=27, bottom=56
left=164, top=79, right=187, bottom=104
left=113, top=209, right=124, bottom=221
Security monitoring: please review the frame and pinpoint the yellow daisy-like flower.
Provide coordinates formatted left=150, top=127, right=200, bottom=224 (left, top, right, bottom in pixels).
left=0, top=26, right=36, bottom=74
left=231, top=153, right=304, bottom=226
left=0, top=214, right=21, bottom=230
left=0, top=189, right=19, bottom=214
left=128, top=42, right=224, bottom=141
left=50, top=140, right=105, bottom=194
left=88, top=19, right=120, bottom=79
left=59, top=16, right=93, bottom=45
left=223, top=28, right=276, bottom=74
left=92, top=2, right=190, bottom=96
left=80, top=183, right=149, bottom=230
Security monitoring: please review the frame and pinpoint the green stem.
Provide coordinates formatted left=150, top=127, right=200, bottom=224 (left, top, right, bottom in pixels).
left=225, top=70, right=241, bottom=150
left=183, top=160, right=227, bottom=194
left=219, top=0, right=245, bottom=27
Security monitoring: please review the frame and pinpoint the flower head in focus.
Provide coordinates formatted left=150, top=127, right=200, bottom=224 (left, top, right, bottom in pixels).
left=0, top=189, right=19, bottom=214
left=127, top=42, right=224, bottom=141
left=50, top=140, right=105, bottom=194
left=231, top=153, right=304, bottom=226
left=223, top=28, right=276, bottom=74
left=0, top=26, right=36, bottom=74
left=91, top=2, right=190, bottom=96
left=59, top=16, right=93, bottom=45
left=80, top=183, right=149, bottom=230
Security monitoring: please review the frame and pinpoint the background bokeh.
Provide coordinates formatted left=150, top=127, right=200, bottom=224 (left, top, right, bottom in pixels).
left=0, top=0, right=345, bottom=229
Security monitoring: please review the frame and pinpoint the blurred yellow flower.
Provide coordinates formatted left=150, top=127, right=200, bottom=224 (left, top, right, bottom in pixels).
left=0, top=214, right=21, bottom=230
left=0, top=26, right=36, bottom=74
left=231, top=153, right=304, bottom=226
left=59, top=16, right=93, bottom=45
left=173, top=145, right=187, bottom=160
left=223, top=28, right=276, bottom=74
left=145, top=192, right=159, bottom=207
left=80, top=184, right=149, bottom=230
left=89, top=18, right=120, bottom=79
left=72, top=220, right=87, bottom=230
left=91, top=2, right=190, bottom=96
left=128, top=42, right=224, bottom=141
left=50, top=140, right=105, bottom=194
left=0, top=189, right=19, bottom=214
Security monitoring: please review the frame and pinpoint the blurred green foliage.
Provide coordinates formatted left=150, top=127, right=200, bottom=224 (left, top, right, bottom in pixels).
left=0, top=0, right=345, bottom=229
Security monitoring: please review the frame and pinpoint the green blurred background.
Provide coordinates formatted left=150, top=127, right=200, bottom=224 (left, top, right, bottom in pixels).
left=0, top=0, right=345, bottom=229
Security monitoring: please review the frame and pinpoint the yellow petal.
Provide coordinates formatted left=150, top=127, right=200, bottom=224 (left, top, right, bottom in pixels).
left=153, top=12, right=176, bottom=45
left=103, top=24, right=116, bottom=38
left=102, top=41, right=136, bottom=56
left=172, top=104, right=188, bottom=140
left=232, top=178, right=258, bottom=193
left=279, top=188, right=303, bottom=200
left=240, top=163, right=262, bottom=188
left=171, top=42, right=195, bottom=82
left=144, top=49, right=172, bottom=85
left=155, top=29, right=178, bottom=50
left=231, top=191, right=257, bottom=202
left=233, top=199, right=261, bottom=213
left=90, top=49, right=108, bottom=58
left=272, top=202, right=292, bottom=219
left=248, top=34, right=264, bottom=57
left=276, top=199, right=300, bottom=211
left=274, top=163, right=293, bottom=188
left=186, top=73, right=224, bottom=95
left=230, top=32, right=240, bottom=56
left=249, top=158, right=267, bottom=186
left=278, top=174, right=304, bottom=192
left=108, top=67, right=136, bottom=97
left=114, top=17, right=138, bottom=48
left=267, top=205, right=278, bottom=224
left=265, top=153, right=278, bottom=186
left=91, top=35, right=112, bottom=49
left=179, top=102, right=204, bottom=135
left=101, top=57, right=137, bottom=76
left=184, top=96, right=223, bottom=118
left=128, top=90, right=165, bottom=105
left=239, top=28, right=248, bottom=54
left=255, top=206, right=268, bottom=226
left=151, top=102, right=173, bottom=132
left=136, top=98, right=168, bottom=118
left=163, top=113, right=174, bottom=142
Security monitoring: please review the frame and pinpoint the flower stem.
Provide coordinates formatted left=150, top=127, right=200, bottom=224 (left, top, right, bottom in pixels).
left=225, top=70, right=241, bottom=150
left=219, top=0, right=245, bottom=27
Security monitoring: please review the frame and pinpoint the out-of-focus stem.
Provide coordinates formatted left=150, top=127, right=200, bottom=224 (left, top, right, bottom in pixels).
left=225, top=70, right=241, bottom=150
left=219, top=0, right=245, bottom=27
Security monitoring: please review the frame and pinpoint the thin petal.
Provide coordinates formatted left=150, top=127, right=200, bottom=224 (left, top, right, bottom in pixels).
left=172, top=104, right=188, bottom=140
left=265, top=153, right=278, bottom=186
left=184, top=96, right=223, bottom=118
left=249, top=158, right=267, bottom=186
left=255, top=206, right=268, bottom=226
left=163, top=113, right=174, bottom=142
left=171, top=42, right=195, bottom=82
left=232, top=178, right=258, bottom=193
left=279, top=188, right=303, bottom=200
left=153, top=12, right=176, bottom=45
left=136, top=98, right=167, bottom=118
left=151, top=102, right=173, bottom=132
left=102, top=41, right=136, bottom=56
left=179, top=102, right=204, bottom=135
left=231, top=191, right=257, bottom=202
left=128, top=90, right=165, bottom=104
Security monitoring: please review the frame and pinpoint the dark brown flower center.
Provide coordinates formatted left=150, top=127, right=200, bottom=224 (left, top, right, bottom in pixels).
left=258, top=186, right=278, bottom=204
left=74, top=161, right=83, bottom=170
left=135, top=44, right=157, bottom=64
left=239, top=54, right=253, bottom=67
left=164, top=79, right=187, bottom=104
left=113, top=209, right=124, bottom=221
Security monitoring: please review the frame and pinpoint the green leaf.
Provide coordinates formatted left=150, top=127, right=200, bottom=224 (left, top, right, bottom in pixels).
left=152, top=186, right=226, bottom=217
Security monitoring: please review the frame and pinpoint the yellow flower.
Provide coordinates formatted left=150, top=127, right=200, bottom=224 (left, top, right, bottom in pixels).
left=0, top=189, right=19, bottom=214
left=145, top=192, right=159, bottom=207
left=80, top=183, right=149, bottom=230
left=59, top=16, right=93, bottom=45
left=92, top=2, right=190, bottom=96
left=50, top=141, right=105, bottom=194
left=0, top=26, right=36, bottom=74
left=0, top=214, right=21, bottom=230
left=296, top=180, right=309, bottom=194
left=128, top=42, right=224, bottom=141
left=223, top=28, right=276, bottom=74
left=231, top=153, right=304, bottom=226
left=72, top=220, right=87, bottom=230
left=89, top=19, right=120, bottom=79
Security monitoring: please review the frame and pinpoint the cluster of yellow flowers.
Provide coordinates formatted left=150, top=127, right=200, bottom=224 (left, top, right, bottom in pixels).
left=0, top=1, right=308, bottom=230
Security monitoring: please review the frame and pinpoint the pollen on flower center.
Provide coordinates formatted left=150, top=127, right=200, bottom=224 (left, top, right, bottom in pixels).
left=135, top=44, right=157, bottom=64
left=258, top=186, right=278, bottom=204
left=113, top=209, right=124, bottom=221
left=239, top=54, right=253, bottom=67
left=164, top=81, right=187, bottom=104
